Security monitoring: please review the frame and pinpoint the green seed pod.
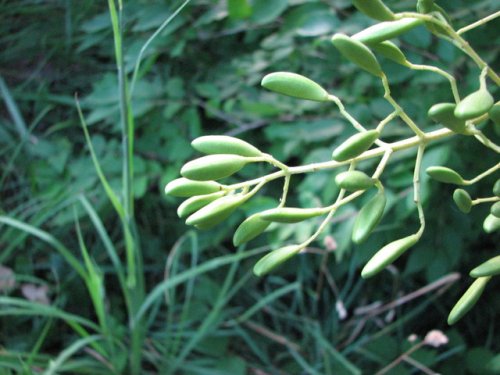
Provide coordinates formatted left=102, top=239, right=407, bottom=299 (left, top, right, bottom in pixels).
left=488, top=102, right=500, bottom=126
left=192, top=135, right=262, bottom=157
left=483, top=214, right=500, bottom=233
left=426, top=166, right=465, bottom=185
left=372, top=41, right=408, bottom=66
left=361, top=234, right=419, bottom=278
left=453, top=189, right=472, bottom=214
left=181, top=154, right=249, bottom=181
left=177, top=191, right=226, bottom=219
left=470, top=255, right=500, bottom=278
left=164, top=177, right=222, bottom=197
left=428, top=103, right=469, bottom=135
left=233, top=213, right=270, bottom=246
left=260, top=207, right=323, bottom=223
left=352, top=0, right=395, bottom=21
left=491, top=201, right=500, bottom=218
left=331, top=34, right=383, bottom=77
left=352, top=190, right=387, bottom=244
left=352, top=18, right=425, bottom=45
left=185, top=194, right=248, bottom=228
left=332, top=130, right=380, bottom=162
left=261, top=72, right=329, bottom=102
left=253, top=245, right=301, bottom=277
left=335, top=171, right=375, bottom=191
left=454, top=89, right=494, bottom=120
left=494, top=179, right=500, bottom=197
left=447, top=276, right=491, bottom=325
left=417, top=0, right=434, bottom=13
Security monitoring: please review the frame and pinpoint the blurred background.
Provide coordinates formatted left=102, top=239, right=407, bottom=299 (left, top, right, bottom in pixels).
left=0, top=0, right=499, bottom=374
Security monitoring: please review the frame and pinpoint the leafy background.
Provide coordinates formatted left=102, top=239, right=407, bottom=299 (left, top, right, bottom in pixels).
left=0, top=0, right=499, bottom=374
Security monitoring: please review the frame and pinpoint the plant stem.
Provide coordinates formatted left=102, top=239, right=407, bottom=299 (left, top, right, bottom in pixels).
left=457, top=10, right=500, bottom=35
left=406, top=62, right=460, bottom=103
left=226, top=128, right=453, bottom=191
left=466, top=162, right=500, bottom=184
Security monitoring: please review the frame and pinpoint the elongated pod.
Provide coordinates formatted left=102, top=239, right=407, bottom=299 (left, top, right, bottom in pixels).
left=253, top=245, right=301, bottom=276
left=165, top=178, right=222, bottom=197
left=447, top=277, right=491, bottom=325
left=181, top=154, right=249, bottom=181
left=353, top=18, right=424, bottom=45
left=332, top=130, right=380, bottom=161
left=361, top=234, right=419, bottom=278
left=192, top=135, right=262, bottom=157
left=352, top=190, right=387, bottom=244
left=331, top=34, right=383, bottom=77
left=261, top=72, right=329, bottom=102
left=353, top=0, right=395, bottom=21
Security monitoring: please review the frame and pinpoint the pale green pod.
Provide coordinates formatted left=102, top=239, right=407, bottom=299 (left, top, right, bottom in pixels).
left=483, top=214, right=500, bottom=233
left=185, top=194, right=248, bottom=228
left=417, top=0, right=434, bottom=13
left=177, top=191, right=226, bottom=219
left=361, top=234, right=419, bottom=278
left=453, top=189, right=472, bottom=214
left=260, top=207, right=323, bottom=223
left=454, top=89, right=494, bottom=120
left=164, top=177, right=222, bottom=197
left=181, top=154, right=249, bottom=181
left=447, top=276, right=491, bottom=325
left=192, top=135, right=262, bottom=157
left=332, top=130, right=380, bottom=162
left=233, top=213, right=270, bottom=246
left=331, top=34, right=383, bottom=77
left=489, top=102, right=500, bottom=126
left=353, top=0, right=395, bottom=21
left=428, top=103, right=469, bottom=135
left=253, top=245, right=301, bottom=277
left=470, top=255, right=500, bottom=277
left=352, top=18, right=424, bottom=45
left=372, top=41, right=408, bottom=66
left=335, top=171, right=375, bottom=191
left=491, top=201, right=500, bottom=218
left=261, top=72, right=329, bottom=102
left=352, top=190, right=387, bottom=244
left=426, top=166, right=465, bottom=185
left=494, top=179, right=500, bottom=197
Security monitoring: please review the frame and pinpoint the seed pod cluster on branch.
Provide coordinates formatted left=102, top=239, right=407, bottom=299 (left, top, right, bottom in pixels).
left=166, top=0, right=499, bottom=325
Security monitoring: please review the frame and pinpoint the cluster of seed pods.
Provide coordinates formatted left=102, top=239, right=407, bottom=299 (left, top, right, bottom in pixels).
left=166, top=0, right=499, bottom=324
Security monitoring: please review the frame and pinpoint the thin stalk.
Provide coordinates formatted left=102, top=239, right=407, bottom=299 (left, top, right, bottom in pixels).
left=472, top=196, right=499, bottom=205
left=328, top=95, right=389, bottom=148
left=406, top=62, right=460, bottom=103
left=226, top=128, right=453, bottom=191
left=381, top=74, right=426, bottom=138
left=397, top=12, right=500, bottom=85
left=466, top=162, right=500, bottom=184
left=457, top=10, right=500, bottom=35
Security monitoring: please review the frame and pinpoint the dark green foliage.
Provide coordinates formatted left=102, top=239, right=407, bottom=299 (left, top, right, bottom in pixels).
left=1, top=0, right=499, bottom=373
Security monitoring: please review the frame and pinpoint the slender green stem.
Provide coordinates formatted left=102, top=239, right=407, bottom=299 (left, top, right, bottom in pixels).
left=466, top=162, right=500, bottom=184
left=413, top=144, right=426, bottom=237
left=473, top=131, right=500, bottom=153
left=225, top=128, right=453, bottom=191
left=472, top=196, right=500, bottom=205
left=381, top=74, right=426, bottom=138
left=130, top=0, right=191, bottom=96
left=397, top=12, right=500, bottom=85
left=406, top=62, right=460, bottom=103
left=457, top=11, right=500, bottom=35
left=279, top=175, right=291, bottom=208
left=328, top=95, right=389, bottom=148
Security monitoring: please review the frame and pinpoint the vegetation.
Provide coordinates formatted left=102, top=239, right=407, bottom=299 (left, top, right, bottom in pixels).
left=0, top=0, right=498, bottom=374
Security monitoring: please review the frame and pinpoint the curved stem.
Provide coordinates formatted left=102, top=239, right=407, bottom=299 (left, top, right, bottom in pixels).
left=457, top=11, right=500, bottom=35
left=381, top=74, right=426, bottom=138
left=466, top=162, right=500, bottom=185
left=406, top=62, right=461, bottom=103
